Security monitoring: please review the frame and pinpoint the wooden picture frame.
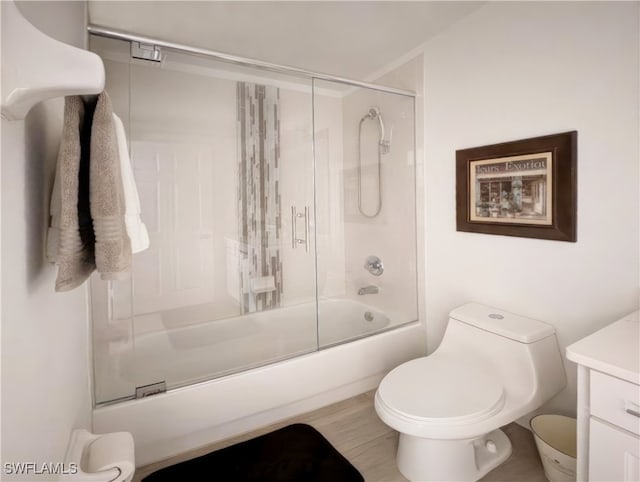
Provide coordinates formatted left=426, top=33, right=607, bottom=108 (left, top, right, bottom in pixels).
left=456, top=131, right=577, bottom=242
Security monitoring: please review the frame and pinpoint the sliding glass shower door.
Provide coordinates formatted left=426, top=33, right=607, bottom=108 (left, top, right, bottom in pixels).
left=90, top=37, right=318, bottom=404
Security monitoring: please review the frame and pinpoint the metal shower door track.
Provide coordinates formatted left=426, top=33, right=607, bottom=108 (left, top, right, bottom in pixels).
left=87, top=24, right=416, bottom=98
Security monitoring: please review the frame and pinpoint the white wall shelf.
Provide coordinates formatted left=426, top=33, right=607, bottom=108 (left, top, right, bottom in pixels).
left=1, top=0, right=105, bottom=120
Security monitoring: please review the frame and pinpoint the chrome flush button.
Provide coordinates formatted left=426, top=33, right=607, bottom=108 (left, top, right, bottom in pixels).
left=489, top=313, right=504, bottom=320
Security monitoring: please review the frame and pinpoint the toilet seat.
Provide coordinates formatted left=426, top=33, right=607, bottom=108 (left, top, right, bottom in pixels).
left=377, top=355, right=505, bottom=425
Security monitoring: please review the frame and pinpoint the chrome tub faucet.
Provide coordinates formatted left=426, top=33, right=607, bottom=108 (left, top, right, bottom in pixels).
left=358, top=285, right=379, bottom=295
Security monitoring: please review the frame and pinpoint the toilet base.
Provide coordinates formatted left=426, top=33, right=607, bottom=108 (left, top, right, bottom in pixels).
left=396, top=428, right=512, bottom=482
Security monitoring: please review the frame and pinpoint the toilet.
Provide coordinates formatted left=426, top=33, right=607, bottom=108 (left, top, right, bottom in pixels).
left=375, top=302, right=566, bottom=482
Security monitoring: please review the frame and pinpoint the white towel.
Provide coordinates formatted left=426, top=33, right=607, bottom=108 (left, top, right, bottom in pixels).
left=112, top=113, right=149, bottom=253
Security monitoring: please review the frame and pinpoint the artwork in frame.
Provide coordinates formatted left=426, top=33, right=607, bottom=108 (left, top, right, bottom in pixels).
left=456, top=131, right=577, bottom=242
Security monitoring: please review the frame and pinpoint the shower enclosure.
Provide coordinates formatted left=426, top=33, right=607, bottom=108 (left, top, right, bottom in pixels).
left=89, top=33, right=418, bottom=406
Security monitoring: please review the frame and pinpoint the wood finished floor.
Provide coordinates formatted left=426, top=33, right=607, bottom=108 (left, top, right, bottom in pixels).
left=133, top=391, right=547, bottom=482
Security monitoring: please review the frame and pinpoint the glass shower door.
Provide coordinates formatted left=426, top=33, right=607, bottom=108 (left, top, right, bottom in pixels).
left=312, top=78, right=418, bottom=348
left=90, top=36, right=318, bottom=404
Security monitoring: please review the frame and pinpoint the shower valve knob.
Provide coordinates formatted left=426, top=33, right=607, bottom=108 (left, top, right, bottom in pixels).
left=364, top=255, right=384, bottom=276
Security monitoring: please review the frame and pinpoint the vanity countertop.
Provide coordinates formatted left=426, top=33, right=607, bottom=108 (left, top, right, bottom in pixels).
left=566, top=310, right=639, bottom=384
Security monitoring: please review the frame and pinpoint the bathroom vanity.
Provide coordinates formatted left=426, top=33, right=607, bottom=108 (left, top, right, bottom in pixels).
left=566, top=310, right=640, bottom=482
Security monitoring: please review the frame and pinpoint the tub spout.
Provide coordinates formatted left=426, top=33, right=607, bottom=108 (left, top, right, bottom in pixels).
left=358, top=285, right=379, bottom=295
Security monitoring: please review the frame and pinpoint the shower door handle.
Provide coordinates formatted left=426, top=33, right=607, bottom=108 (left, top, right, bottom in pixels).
left=303, top=206, right=310, bottom=252
left=291, top=206, right=310, bottom=252
left=291, top=206, right=297, bottom=249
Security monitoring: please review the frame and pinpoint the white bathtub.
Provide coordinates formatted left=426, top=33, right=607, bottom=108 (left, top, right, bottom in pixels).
left=97, top=299, right=396, bottom=400
left=93, top=300, right=425, bottom=466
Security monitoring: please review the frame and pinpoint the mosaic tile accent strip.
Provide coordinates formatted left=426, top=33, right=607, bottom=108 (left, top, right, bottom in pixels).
left=237, top=82, right=282, bottom=313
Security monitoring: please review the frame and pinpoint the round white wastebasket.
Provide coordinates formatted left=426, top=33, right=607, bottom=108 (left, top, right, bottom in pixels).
left=530, top=414, right=577, bottom=482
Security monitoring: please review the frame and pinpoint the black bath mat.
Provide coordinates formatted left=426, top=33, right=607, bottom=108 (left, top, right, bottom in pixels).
left=142, top=423, right=364, bottom=482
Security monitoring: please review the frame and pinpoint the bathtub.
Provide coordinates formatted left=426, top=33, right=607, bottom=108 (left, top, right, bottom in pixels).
left=93, top=299, right=425, bottom=466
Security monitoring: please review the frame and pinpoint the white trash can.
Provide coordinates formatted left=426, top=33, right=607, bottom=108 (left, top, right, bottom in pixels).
left=530, top=414, right=577, bottom=482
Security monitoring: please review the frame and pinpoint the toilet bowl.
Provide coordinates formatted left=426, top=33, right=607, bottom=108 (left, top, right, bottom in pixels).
left=375, top=302, right=566, bottom=482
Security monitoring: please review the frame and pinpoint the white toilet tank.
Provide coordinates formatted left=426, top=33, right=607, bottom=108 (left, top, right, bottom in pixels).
left=437, top=303, right=566, bottom=407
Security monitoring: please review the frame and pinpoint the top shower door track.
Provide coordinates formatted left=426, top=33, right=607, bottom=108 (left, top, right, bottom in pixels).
left=87, top=24, right=416, bottom=97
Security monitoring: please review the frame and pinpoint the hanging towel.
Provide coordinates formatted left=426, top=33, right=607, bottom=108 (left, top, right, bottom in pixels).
left=90, top=92, right=132, bottom=280
left=112, top=113, right=150, bottom=253
left=49, top=96, right=97, bottom=291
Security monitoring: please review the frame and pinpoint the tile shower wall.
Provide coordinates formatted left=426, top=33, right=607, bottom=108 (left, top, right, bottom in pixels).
left=237, top=82, right=283, bottom=313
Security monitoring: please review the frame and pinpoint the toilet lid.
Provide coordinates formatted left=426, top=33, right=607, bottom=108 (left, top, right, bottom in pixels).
left=377, top=355, right=505, bottom=424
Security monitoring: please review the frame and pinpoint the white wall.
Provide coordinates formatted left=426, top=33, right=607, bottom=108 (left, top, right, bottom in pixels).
left=1, top=2, right=92, bottom=480
left=423, top=1, right=639, bottom=417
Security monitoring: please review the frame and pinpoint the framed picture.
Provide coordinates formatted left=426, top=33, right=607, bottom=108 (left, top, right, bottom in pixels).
left=456, top=131, right=577, bottom=241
